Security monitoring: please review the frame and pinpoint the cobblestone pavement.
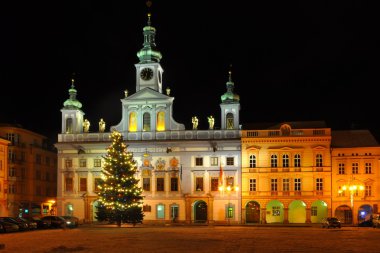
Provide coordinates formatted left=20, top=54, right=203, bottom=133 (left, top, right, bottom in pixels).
left=1, top=225, right=379, bottom=253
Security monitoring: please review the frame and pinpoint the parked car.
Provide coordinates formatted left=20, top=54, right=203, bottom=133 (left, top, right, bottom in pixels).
left=60, top=216, right=79, bottom=228
left=0, top=217, right=29, bottom=231
left=0, top=219, right=19, bottom=233
left=41, top=215, right=66, bottom=228
left=15, top=217, right=37, bottom=230
left=25, top=216, right=48, bottom=229
left=321, top=217, right=341, bottom=228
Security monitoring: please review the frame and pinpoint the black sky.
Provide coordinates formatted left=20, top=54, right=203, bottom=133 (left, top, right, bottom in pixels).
left=0, top=1, right=378, bottom=142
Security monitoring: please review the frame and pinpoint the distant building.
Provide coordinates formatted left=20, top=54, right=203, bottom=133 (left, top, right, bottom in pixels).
left=0, top=137, right=10, bottom=216
left=0, top=124, right=58, bottom=217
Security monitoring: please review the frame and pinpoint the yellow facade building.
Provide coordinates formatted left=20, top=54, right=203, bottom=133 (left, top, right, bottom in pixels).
left=331, top=130, right=380, bottom=224
left=242, top=121, right=333, bottom=224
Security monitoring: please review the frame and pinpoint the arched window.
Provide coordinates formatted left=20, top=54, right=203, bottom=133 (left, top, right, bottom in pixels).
left=271, top=154, right=278, bottom=168
left=226, top=113, right=234, bottom=129
left=66, top=118, right=73, bottom=133
left=157, top=111, right=165, bottom=131
left=129, top=112, right=137, bottom=132
left=143, top=112, right=151, bottom=131
left=249, top=155, right=256, bottom=168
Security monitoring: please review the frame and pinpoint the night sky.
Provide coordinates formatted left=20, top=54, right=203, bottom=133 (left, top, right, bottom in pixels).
left=0, top=1, right=377, bottom=142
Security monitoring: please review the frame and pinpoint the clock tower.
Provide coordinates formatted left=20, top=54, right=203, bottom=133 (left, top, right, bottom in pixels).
left=135, top=13, right=163, bottom=93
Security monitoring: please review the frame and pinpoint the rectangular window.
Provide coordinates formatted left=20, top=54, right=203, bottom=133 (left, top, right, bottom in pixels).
left=226, top=157, right=234, bottom=166
left=338, top=186, right=345, bottom=197
left=94, top=159, right=102, bottom=167
left=36, top=170, right=41, bottom=180
left=143, top=178, right=150, bottom=191
left=65, top=177, right=73, bottom=192
left=210, top=157, right=218, bottom=166
left=9, top=167, right=16, bottom=177
left=294, top=154, right=301, bottom=167
left=171, top=178, right=178, bottom=191
left=365, top=163, right=372, bottom=174
left=311, top=206, right=317, bottom=216
left=195, top=157, right=203, bottom=166
left=316, top=178, right=323, bottom=191
left=211, top=177, right=219, bottom=191
left=8, top=184, right=16, bottom=194
left=79, top=159, right=87, bottom=167
left=226, top=176, right=234, bottom=188
left=338, top=163, right=345, bottom=174
left=283, top=178, right=290, bottom=192
left=195, top=177, right=203, bottom=191
left=80, top=178, right=87, bottom=192
left=271, top=179, right=278, bottom=191
left=65, top=159, right=73, bottom=168
left=294, top=178, right=301, bottom=191
left=352, top=162, right=359, bottom=174
left=143, top=205, right=151, bottom=212
left=6, top=133, right=19, bottom=145
left=227, top=205, right=234, bottom=218
left=36, top=154, right=42, bottom=164
left=365, top=185, right=372, bottom=197
left=156, top=178, right=164, bottom=191
left=94, top=178, right=102, bottom=192
left=171, top=205, right=179, bottom=220
left=249, top=178, right=256, bottom=192
left=157, top=204, right=165, bottom=219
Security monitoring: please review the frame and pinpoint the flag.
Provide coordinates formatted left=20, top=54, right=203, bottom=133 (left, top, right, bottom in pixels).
left=219, top=164, right=224, bottom=186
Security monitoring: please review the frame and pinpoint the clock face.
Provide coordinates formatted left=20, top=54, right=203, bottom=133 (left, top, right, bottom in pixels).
left=140, top=68, right=153, bottom=81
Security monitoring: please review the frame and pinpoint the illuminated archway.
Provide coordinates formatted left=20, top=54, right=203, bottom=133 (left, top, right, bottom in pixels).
left=266, top=200, right=284, bottom=223
left=310, top=200, right=328, bottom=223
left=129, top=112, right=137, bottom=132
left=156, top=111, right=165, bottom=131
left=288, top=200, right=306, bottom=223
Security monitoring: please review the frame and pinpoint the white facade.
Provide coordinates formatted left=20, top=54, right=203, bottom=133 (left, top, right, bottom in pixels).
left=55, top=14, right=242, bottom=224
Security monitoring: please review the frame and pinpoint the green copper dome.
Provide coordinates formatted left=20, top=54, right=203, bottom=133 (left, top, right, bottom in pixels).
left=221, top=70, right=240, bottom=103
left=63, top=80, right=82, bottom=109
left=137, top=13, right=162, bottom=63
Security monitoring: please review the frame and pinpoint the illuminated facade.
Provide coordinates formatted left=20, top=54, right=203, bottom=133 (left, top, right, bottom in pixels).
left=331, top=130, right=380, bottom=224
left=55, top=14, right=242, bottom=224
left=241, top=122, right=332, bottom=224
left=0, top=124, right=58, bottom=217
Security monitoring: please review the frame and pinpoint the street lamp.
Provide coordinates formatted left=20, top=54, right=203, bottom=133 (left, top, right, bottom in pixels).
left=220, top=185, right=239, bottom=225
left=338, top=179, right=364, bottom=224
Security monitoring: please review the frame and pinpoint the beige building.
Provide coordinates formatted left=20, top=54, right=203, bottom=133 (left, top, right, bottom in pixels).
left=241, top=122, right=332, bottom=224
left=0, top=124, right=58, bottom=217
left=331, top=130, right=380, bottom=224
left=0, top=137, right=10, bottom=216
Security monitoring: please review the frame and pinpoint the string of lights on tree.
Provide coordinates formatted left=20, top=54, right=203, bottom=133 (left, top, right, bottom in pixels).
left=96, top=130, right=144, bottom=226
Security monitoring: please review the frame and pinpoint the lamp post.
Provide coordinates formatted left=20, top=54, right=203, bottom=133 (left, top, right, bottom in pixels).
left=338, top=178, right=364, bottom=224
left=220, top=185, right=239, bottom=225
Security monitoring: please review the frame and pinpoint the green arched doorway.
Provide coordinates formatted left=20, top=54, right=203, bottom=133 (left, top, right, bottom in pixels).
left=288, top=200, right=306, bottom=223
left=266, top=200, right=284, bottom=223
left=310, top=200, right=328, bottom=223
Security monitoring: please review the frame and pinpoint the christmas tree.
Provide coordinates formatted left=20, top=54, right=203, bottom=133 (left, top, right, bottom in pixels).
left=96, top=130, right=144, bottom=227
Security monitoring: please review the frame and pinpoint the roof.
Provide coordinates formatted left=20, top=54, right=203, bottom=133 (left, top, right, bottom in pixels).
left=242, top=121, right=327, bottom=130
left=331, top=130, right=379, bottom=148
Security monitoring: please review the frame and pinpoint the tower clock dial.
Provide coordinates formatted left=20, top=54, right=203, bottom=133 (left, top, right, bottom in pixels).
left=140, top=68, right=154, bottom=81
